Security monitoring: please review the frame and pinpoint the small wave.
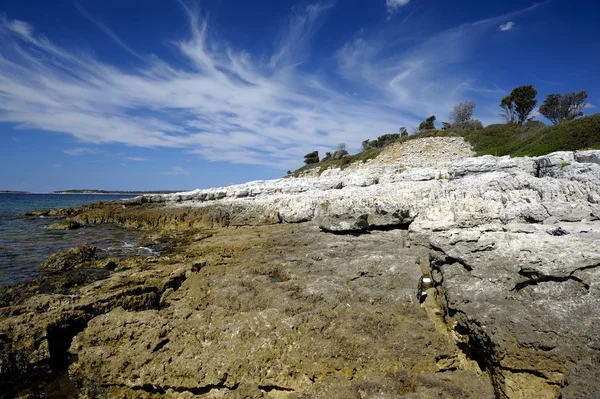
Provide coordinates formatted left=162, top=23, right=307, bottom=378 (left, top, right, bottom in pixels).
left=104, top=241, right=137, bottom=252
left=138, top=246, right=160, bottom=256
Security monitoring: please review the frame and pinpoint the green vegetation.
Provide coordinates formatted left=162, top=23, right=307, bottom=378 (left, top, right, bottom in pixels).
left=419, top=115, right=436, bottom=131
left=362, top=133, right=400, bottom=151
left=453, top=114, right=600, bottom=156
left=289, top=147, right=384, bottom=176
left=500, top=85, right=538, bottom=124
left=539, top=91, right=588, bottom=125
left=303, top=151, right=319, bottom=165
left=291, top=82, right=597, bottom=176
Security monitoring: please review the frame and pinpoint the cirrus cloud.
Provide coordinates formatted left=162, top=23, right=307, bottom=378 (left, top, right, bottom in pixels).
left=386, top=0, right=410, bottom=14
left=0, top=3, right=542, bottom=170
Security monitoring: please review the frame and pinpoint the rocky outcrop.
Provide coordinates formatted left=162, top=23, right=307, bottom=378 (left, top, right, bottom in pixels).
left=429, top=222, right=600, bottom=398
left=67, top=225, right=495, bottom=399
left=1, top=225, right=495, bottom=399
left=4, top=142, right=600, bottom=398
left=87, top=146, right=598, bottom=398
left=0, top=252, right=188, bottom=398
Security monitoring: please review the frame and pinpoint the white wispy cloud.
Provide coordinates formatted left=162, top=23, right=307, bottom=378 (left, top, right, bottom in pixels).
left=63, top=148, right=100, bottom=156
left=126, top=157, right=150, bottom=162
left=161, top=166, right=190, bottom=176
left=73, top=1, right=145, bottom=61
left=0, top=3, right=542, bottom=170
left=584, top=103, right=596, bottom=109
left=386, top=0, right=410, bottom=14
left=499, top=21, right=515, bottom=31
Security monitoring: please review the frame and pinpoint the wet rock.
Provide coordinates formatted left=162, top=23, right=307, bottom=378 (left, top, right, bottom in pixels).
left=0, top=258, right=188, bottom=398
left=39, top=244, right=97, bottom=271
left=47, top=220, right=83, bottom=230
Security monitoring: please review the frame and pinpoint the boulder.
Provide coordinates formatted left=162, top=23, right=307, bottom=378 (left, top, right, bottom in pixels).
left=317, top=198, right=415, bottom=232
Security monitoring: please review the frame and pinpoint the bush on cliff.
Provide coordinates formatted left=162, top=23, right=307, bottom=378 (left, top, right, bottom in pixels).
left=362, top=133, right=400, bottom=150
left=303, top=151, right=319, bottom=165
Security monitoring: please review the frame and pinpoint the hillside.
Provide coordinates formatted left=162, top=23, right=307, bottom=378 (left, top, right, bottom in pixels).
left=293, top=113, right=600, bottom=175
left=456, top=113, right=600, bottom=157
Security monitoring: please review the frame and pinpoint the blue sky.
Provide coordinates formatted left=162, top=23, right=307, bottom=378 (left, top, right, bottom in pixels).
left=0, top=0, right=598, bottom=192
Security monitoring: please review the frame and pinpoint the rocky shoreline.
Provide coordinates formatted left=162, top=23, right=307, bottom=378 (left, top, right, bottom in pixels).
left=1, top=139, right=599, bottom=398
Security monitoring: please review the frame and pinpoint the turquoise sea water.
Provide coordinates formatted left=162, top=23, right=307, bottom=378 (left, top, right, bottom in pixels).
left=0, top=193, right=144, bottom=286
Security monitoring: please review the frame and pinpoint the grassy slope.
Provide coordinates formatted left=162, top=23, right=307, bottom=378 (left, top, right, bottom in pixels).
left=291, top=113, right=600, bottom=175
left=458, top=114, right=600, bottom=157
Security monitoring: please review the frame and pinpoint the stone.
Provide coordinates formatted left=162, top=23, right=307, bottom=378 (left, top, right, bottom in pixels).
left=575, top=149, right=600, bottom=165
left=39, top=244, right=97, bottom=271
left=47, top=220, right=83, bottom=230
left=4, top=139, right=600, bottom=398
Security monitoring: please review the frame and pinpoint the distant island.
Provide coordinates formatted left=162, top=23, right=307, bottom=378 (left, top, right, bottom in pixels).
left=53, top=189, right=187, bottom=195
left=0, top=190, right=31, bottom=194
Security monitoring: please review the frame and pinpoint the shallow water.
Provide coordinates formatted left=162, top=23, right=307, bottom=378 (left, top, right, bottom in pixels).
left=0, top=193, right=150, bottom=286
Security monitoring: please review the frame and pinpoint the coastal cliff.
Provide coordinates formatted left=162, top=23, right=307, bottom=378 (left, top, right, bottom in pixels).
left=1, top=137, right=599, bottom=398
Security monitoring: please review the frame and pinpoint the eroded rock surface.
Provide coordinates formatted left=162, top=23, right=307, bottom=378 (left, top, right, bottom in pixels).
left=3, top=143, right=600, bottom=398
left=67, top=225, right=493, bottom=398
left=86, top=147, right=598, bottom=398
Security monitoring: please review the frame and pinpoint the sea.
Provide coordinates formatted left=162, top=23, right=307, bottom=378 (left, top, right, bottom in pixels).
left=0, top=193, right=151, bottom=287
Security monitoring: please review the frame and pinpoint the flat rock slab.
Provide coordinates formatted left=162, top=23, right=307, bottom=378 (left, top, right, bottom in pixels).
left=68, top=224, right=494, bottom=398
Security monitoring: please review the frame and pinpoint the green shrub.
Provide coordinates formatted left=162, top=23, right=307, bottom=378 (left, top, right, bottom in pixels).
left=458, top=113, right=600, bottom=157
left=362, top=134, right=400, bottom=150
left=453, top=120, right=484, bottom=131
left=303, top=151, right=319, bottom=165
left=419, top=115, right=436, bottom=131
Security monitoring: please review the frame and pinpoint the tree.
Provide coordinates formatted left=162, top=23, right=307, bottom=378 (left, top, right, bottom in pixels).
left=399, top=127, right=408, bottom=137
left=539, top=91, right=588, bottom=124
left=449, top=101, right=476, bottom=125
left=419, top=115, right=436, bottom=131
left=333, top=143, right=348, bottom=159
left=500, top=95, right=516, bottom=124
left=441, top=122, right=452, bottom=130
left=512, top=85, right=538, bottom=124
left=500, top=85, right=537, bottom=124
left=303, top=151, right=319, bottom=165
